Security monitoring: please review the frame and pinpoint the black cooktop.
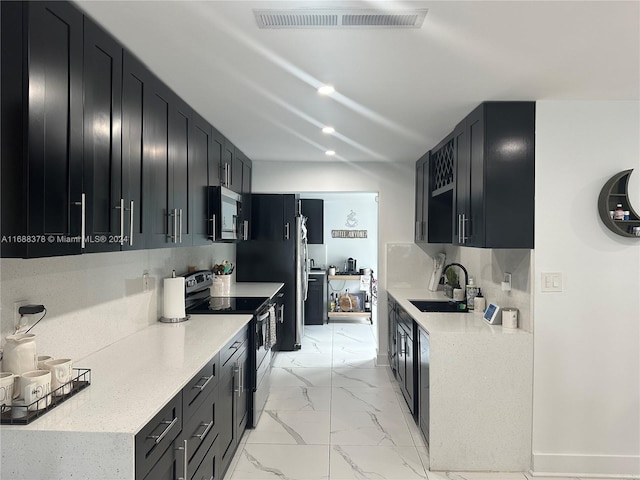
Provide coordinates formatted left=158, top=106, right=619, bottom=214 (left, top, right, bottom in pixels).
left=187, top=296, right=269, bottom=314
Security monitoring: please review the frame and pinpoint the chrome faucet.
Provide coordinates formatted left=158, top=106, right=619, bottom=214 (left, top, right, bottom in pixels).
left=442, top=263, right=469, bottom=290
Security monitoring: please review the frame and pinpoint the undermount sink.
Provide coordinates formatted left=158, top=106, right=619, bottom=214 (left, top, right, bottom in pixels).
left=409, top=299, right=468, bottom=313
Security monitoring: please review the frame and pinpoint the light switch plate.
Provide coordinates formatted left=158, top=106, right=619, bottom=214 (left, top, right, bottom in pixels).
left=541, top=272, right=563, bottom=292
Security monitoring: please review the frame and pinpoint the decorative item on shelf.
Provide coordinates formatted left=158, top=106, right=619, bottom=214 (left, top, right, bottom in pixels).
left=597, top=169, right=640, bottom=238
left=338, top=290, right=360, bottom=312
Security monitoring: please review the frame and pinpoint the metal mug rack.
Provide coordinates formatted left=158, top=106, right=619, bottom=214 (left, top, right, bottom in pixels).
left=1, top=368, right=91, bottom=425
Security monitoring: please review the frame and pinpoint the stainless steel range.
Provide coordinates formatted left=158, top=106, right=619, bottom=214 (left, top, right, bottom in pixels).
left=183, top=270, right=280, bottom=427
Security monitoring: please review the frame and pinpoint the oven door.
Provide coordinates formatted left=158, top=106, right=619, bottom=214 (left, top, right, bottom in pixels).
left=253, top=304, right=273, bottom=427
left=255, top=306, right=272, bottom=370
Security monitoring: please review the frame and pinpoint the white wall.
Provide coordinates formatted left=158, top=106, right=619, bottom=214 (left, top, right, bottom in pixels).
left=301, top=192, right=378, bottom=273
left=532, top=101, right=640, bottom=476
left=0, top=244, right=235, bottom=362
left=252, top=160, right=415, bottom=361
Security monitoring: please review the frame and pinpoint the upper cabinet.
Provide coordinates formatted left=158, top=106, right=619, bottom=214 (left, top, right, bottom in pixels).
left=0, top=1, right=254, bottom=257
left=455, top=102, right=535, bottom=248
left=83, top=17, right=123, bottom=253
left=301, top=199, right=324, bottom=244
left=1, top=1, right=84, bottom=258
left=416, top=101, right=535, bottom=249
left=414, top=153, right=429, bottom=244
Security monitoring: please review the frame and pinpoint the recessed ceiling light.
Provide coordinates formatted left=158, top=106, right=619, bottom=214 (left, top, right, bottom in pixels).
left=322, top=126, right=335, bottom=134
left=317, top=85, right=335, bottom=95
left=325, top=150, right=336, bottom=156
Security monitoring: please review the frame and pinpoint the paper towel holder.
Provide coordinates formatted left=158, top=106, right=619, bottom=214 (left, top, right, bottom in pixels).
left=159, top=270, right=190, bottom=323
left=159, top=313, right=190, bottom=323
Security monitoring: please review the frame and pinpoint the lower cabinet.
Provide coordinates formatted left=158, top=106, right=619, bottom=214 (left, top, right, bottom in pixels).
left=418, top=327, right=430, bottom=446
left=304, top=273, right=326, bottom=325
left=387, top=298, right=398, bottom=376
left=136, top=327, right=249, bottom=480
left=395, top=305, right=416, bottom=417
left=219, top=329, right=249, bottom=478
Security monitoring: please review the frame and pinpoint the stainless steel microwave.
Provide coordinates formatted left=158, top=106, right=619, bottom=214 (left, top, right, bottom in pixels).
left=207, top=186, right=247, bottom=241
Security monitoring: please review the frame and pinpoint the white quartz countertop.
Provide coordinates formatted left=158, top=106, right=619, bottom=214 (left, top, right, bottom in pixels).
left=223, top=281, right=284, bottom=298
left=386, top=287, right=529, bottom=336
left=1, top=315, right=252, bottom=434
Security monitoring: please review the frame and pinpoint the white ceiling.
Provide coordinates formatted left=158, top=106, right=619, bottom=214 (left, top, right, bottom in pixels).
left=76, top=1, right=640, bottom=164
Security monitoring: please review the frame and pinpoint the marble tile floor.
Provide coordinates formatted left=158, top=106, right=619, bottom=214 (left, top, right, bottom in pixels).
left=224, top=323, right=627, bottom=480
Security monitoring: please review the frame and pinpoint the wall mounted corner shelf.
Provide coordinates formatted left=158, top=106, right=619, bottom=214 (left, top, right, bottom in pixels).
left=598, top=169, right=640, bottom=238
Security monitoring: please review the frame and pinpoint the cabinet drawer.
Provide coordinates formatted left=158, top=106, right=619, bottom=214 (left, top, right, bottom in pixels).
left=184, top=353, right=219, bottom=419
left=220, top=328, right=248, bottom=367
left=182, top=387, right=219, bottom=477
left=135, top=392, right=182, bottom=479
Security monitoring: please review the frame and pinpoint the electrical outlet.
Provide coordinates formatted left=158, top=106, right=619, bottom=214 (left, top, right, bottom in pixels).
left=13, top=299, right=29, bottom=330
left=143, top=272, right=150, bottom=292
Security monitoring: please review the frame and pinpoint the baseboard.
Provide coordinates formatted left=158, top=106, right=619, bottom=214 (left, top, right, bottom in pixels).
left=375, top=353, right=388, bottom=366
left=532, top=452, right=640, bottom=478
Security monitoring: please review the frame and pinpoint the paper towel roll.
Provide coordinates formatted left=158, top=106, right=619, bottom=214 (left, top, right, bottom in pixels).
left=161, top=276, right=187, bottom=322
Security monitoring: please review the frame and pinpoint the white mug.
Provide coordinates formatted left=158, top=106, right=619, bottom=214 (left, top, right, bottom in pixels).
left=37, top=355, right=53, bottom=369
left=0, top=372, right=15, bottom=407
left=20, top=370, right=51, bottom=411
left=44, top=358, right=73, bottom=396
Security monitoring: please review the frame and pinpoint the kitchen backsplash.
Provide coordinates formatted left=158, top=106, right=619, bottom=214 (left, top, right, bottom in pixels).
left=0, top=244, right=235, bottom=363
left=386, top=243, right=532, bottom=332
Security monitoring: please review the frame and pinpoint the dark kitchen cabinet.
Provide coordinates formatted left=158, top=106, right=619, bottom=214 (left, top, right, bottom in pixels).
left=190, top=112, right=215, bottom=246
left=396, top=306, right=416, bottom=416
left=135, top=392, right=183, bottom=479
left=219, top=329, right=249, bottom=478
left=387, top=297, right=398, bottom=376
left=425, top=129, right=459, bottom=245
left=454, top=102, right=535, bottom=248
left=418, top=326, right=430, bottom=445
left=416, top=101, right=535, bottom=249
left=304, top=273, right=326, bottom=325
left=414, top=153, right=430, bottom=245
left=220, top=138, right=243, bottom=194
left=301, top=199, right=324, bottom=245
left=145, top=88, right=194, bottom=248
left=1, top=1, right=84, bottom=257
left=121, top=51, right=153, bottom=250
left=83, top=17, right=123, bottom=253
left=237, top=147, right=252, bottom=241
left=249, top=194, right=297, bottom=242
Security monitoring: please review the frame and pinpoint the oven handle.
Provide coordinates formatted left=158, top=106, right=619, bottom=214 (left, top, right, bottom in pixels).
left=257, top=303, right=275, bottom=323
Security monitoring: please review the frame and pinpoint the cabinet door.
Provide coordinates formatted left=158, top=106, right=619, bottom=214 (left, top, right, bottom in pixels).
left=230, top=145, right=243, bottom=194
left=405, top=325, right=415, bottom=412
left=236, top=345, right=249, bottom=436
left=301, top=199, right=324, bottom=245
left=250, top=194, right=286, bottom=241
left=466, top=105, right=485, bottom=247
left=189, top=116, right=218, bottom=245
left=221, top=138, right=234, bottom=191
left=121, top=51, right=150, bottom=250
left=191, top=114, right=214, bottom=247
left=218, top=366, right=235, bottom=477
left=26, top=1, right=84, bottom=257
left=169, top=98, right=192, bottom=246
left=237, top=148, right=252, bottom=241
left=418, top=328, right=430, bottom=444
left=414, top=155, right=426, bottom=243
left=304, top=276, right=324, bottom=325
left=144, top=79, right=171, bottom=248
left=210, top=128, right=224, bottom=188
left=387, top=300, right=397, bottom=374
left=396, top=323, right=405, bottom=389
left=83, top=17, right=122, bottom=253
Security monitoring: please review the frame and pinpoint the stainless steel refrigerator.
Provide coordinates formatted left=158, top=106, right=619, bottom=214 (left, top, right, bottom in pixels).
left=236, top=194, right=309, bottom=350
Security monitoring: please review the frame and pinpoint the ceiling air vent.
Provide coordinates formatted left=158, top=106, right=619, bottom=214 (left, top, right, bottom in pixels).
left=254, top=9, right=428, bottom=29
